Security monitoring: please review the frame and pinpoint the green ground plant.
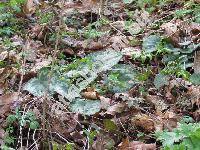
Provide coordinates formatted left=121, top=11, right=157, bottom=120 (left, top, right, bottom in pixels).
left=156, top=117, right=200, bottom=150
left=2, top=108, right=39, bottom=149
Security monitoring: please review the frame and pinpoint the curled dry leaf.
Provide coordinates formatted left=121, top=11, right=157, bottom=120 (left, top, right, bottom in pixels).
left=81, top=91, right=98, bottom=100
left=131, top=114, right=155, bottom=133
left=119, top=138, right=156, bottom=150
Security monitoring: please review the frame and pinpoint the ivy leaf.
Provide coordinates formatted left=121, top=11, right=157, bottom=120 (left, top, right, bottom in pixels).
left=69, top=98, right=100, bottom=115
left=142, top=35, right=161, bottom=53
left=104, top=64, right=138, bottom=93
left=154, top=74, right=169, bottom=89
left=190, top=73, right=200, bottom=85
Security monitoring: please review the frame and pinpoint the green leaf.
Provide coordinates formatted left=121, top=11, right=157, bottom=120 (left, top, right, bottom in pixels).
left=190, top=73, right=200, bottom=85
left=6, top=115, right=17, bottom=124
left=23, top=78, right=47, bottom=97
left=30, top=121, right=40, bottom=129
left=69, top=98, right=100, bottom=115
left=103, top=119, right=117, bottom=131
left=23, top=50, right=122, bottom=101
left=142, top=35, right=161, bottom=53
left=123, top=0, right=134, bottom=4
left=105, top=64, right=138, bottom=93
left=180, top=44, right=200, bottom=54
left=154, top=73, right=169, bottom=89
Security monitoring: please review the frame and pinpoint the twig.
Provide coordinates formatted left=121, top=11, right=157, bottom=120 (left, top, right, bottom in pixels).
left=33, top=129, right=39, bottom=150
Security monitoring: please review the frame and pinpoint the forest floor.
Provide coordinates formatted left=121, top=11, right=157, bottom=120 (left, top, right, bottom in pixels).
left=0, top=0, right=200, bottom=149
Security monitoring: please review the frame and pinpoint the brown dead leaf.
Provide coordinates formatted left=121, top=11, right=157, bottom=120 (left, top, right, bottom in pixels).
left=132, top=114, right=155, bottom=133
left=145, top=95, right=168, bottom=113
left=81, top=91, right=98, bottom=100
left=105, top=103, right=126, bottom=115
left=0, top=92, right=19, bottom=117
left=190, top=22, right=200, bottom=43
left=162, top=111, right=180, bottom=131
left=0, top=92, right=18, bottom=106
left=187, top=85, right=200, bottom=106
left=134, top=10, right=152, bottom=28
left=161, top=22, right=181, bottom=46
left=110, top=21, right=125, bottom=30
left=31, top=59, right=52, bottom=72
left=119, top=138, right=156, bottom=150
left=23, top=0, right=37, bottom=14
left=110, top=36, right=129, bottom=51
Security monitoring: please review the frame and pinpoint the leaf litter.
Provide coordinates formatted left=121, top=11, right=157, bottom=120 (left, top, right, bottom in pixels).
left=0, top=0, right=200, bottom=149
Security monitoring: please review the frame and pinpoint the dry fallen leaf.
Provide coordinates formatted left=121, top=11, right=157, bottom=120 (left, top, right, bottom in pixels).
left=134, top=10, right=152, bottom=28
left=23, top=0, right=37, bottom=14
left=0, top=92, right=19, bottom=118
left=132, top=114, right=155, bottom=133
left=119, top=138, right=156, bottom=150
left=31, top=59, right=52, bottom=72
left=0, top=92, right=19, bottom=106
left=110, top=36, right=129, bottom=51
left=81, top=91, right=98, bottom=100
left=145, top=95, right=168, bottom=113
left=105, top=103, right=126, bottom=115
left=162, top=111, right=180, bottom=131
left=161, top=22, right=180, bottom=46
left=99, top=96, right=111, bottom=109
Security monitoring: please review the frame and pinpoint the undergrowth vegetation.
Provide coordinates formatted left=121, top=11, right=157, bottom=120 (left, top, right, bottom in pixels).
left=0, top=0, right=200, bottom=149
